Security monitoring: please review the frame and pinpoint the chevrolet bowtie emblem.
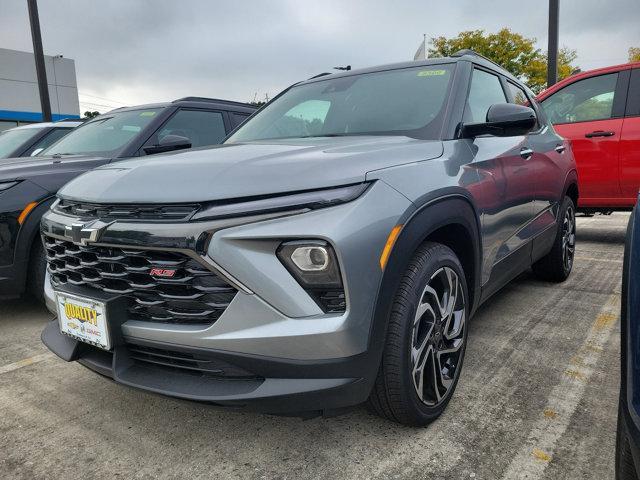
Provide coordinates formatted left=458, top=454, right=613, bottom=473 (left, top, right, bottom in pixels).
left=64, top=220, right=111, bottom=246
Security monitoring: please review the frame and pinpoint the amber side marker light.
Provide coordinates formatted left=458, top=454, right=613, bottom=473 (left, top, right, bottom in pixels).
left=380, top=225, right=403, bottom=271
left=18, top=201, right=38, bottom=225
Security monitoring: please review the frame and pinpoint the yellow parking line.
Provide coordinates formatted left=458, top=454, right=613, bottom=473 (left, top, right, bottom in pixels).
left=0, top=353, right=54, bottom=375
left=574, top=256, right=624, bottom=264
left=500, top=292, right=620, bottom=479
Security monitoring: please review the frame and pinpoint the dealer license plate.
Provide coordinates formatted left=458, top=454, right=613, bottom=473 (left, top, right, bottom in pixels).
left=56, top=292, right=111, bottom=350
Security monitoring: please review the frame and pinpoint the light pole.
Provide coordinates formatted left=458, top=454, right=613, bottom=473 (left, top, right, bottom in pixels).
left=27, top=0, right=52, bottom=122
left=547, top=0, right=559, bottom=87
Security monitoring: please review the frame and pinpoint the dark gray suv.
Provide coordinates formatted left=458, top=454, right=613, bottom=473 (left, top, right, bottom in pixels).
left=41, top=51, right=578, bottom=426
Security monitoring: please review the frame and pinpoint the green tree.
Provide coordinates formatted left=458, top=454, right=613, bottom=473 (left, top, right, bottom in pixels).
left=428, top=28, right=579, bottom=93
left=630, top=47, right=640, bottom=62
left=83, top=110, right=100, bottom=119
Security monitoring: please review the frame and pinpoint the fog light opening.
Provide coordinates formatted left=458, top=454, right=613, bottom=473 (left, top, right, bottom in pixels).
left=291, top=246, right=329, bottom=272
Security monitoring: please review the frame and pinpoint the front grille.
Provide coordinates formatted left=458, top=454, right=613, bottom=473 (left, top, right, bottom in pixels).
left=54, top=199, right=199, bottom=222
left=127, top=343, right=258, bottom=378
left=45, top=236, right=237, bottom=325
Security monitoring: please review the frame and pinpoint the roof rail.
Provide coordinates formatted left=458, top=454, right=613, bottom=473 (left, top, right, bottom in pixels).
left=308, top=72, right=333, bottom=80
left=451, top=49, right=504, bottom=70
left=172, top=96, right=253, bottom=107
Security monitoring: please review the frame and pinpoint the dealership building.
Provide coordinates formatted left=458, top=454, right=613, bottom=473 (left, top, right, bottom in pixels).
left=0, top=47, right=80, bottom=131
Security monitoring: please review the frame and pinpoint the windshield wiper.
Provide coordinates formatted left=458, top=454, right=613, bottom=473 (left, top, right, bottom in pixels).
left=299, top=133, right=351, bottom=138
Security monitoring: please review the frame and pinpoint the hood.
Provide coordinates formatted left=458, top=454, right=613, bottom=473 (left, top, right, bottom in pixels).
left=58, top=136, right=443, bottom=203
left=0, top=155, right=110, bottom=193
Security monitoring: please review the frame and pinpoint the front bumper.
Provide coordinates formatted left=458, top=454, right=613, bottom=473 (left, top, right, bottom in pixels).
left=40, top=181, right=413, bottom=412
left=42, top=318, right=369, bottom=414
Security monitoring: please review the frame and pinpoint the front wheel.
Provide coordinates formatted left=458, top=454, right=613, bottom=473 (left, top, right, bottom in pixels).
left=532, top=196, right=576, bottom=282
left=368, top=242, right=469, bottom=426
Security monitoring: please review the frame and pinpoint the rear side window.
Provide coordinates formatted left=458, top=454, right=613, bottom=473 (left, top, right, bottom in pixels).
left=465, top=69, right=508, bottom=123
left=229, top=112, right=251, bottom=129
left=541, top=73, right=619, bottom=124
left=150, top=109, right=227, bottom=151
left=627, top=69, right=640, bottom=117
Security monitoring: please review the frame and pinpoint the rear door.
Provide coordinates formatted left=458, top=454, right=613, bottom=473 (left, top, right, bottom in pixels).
left=540, top=71, right=628, bottom=207
left=620, top=68, right=640, bottom=201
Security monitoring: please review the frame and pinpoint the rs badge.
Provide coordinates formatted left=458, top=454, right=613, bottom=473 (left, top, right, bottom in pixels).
left=149, top=268, right=176, bottom=278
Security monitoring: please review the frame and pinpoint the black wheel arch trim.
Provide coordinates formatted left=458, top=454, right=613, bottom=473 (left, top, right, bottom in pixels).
left=14, top=196, right=56, bottom=278
left=364, top=192, right=482, bottom=384
left=562, top=169, right=579, bottom=204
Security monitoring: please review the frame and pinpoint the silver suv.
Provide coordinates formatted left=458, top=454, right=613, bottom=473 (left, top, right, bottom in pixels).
left=41, top=51, right=578, bottom=426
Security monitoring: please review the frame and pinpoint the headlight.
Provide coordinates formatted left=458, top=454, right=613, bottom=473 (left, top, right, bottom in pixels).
left=0, top=181, right=19, bottom=192
left=277, top=240, right=346, bottom=313
left=191, top=183, right=370, bottom=221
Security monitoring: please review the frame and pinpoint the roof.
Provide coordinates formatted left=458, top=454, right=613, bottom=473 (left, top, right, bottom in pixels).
left=104, top=97, right=257, bottom=115
left=299, top=50, right=522, bottom=87
left=537, top=61, right=640, bottom=100
left=8, top=120, right=83, bottom=130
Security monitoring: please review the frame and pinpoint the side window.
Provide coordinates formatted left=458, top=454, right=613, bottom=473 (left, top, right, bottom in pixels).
left=229, top=112, right=250, bottom=129
left=506, top=82, right=543, bottom=130
left=465, top=69, right=508, bottom=123
left=506, top=82, right=530, bottom=106
left=25, top=128, right=71, bottom=156
left=146, top=109, right=227, bottom=152
left=541, top=73, right=618, bottom=124
left=627, top=69, right=640, bottom=117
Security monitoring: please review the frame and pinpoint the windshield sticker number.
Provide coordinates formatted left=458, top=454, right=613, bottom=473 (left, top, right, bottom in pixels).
left=417, top=70, right=447, bottom=77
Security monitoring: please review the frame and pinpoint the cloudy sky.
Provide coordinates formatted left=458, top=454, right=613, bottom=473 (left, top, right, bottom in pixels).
left=1, top=0, right=639, bottom=113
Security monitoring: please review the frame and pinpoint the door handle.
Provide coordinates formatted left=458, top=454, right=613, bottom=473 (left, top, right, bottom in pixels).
left=555, top=144, right=566, bottom=153
left=585, top=130, right=615, bottom=138
left=520, top=147, right=533, bottom=159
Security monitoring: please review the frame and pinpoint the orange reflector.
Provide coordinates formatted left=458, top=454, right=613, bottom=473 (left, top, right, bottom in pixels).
left=380, top=225, right=403, bottom=271
left=18, top=201, right=38, bottom=225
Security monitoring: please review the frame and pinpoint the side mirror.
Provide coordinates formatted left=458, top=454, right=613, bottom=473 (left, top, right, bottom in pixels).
left=460, top=103, right=537, bottom=138
left=143, top=134, right=192, bottom=155
left=30, top=148, right=44, bottom=156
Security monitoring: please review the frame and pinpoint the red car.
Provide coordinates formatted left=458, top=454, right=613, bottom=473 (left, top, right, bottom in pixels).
left=538, top=62, right=640, bottom=212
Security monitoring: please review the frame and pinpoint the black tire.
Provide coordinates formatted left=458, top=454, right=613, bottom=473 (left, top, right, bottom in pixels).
left=532, top=195, right=576, bottom=282
left=617, top=408, right=639, bottom=480
left=368, top=242, right=469, bottom=426
left=26, top=238, right=47, bottom=302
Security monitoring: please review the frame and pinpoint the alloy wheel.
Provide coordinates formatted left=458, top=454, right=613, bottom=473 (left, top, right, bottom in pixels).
left=562, top=205, right=576, bottom=272
left=410, top=266, right=466, bottom=406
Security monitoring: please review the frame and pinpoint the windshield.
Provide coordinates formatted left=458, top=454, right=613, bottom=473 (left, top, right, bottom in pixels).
left=41, top=108, right=162, bottom=157
left=226, top=64, right=454, bottom=143
left=0, top=127, right=45, bottom=158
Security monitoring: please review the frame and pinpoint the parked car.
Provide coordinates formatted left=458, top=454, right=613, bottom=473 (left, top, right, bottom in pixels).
left=538, top=62, right=640, bottom=213
left=617, top=196, right=640, bottom=479
left=0, top=97, right=256, bottom=300
left=0, top=119, right=83, bottom=159
left=41, top=51, right=578, bottom=426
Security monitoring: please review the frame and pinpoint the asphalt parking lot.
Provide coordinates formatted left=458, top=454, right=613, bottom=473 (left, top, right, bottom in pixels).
left=0, top=213, right=628, bottom=480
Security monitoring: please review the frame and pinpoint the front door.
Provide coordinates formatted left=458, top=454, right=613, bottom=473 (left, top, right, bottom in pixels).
left=463, top=68, right=536, bottom=285
left=540, top=71, right=626, bottom=207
